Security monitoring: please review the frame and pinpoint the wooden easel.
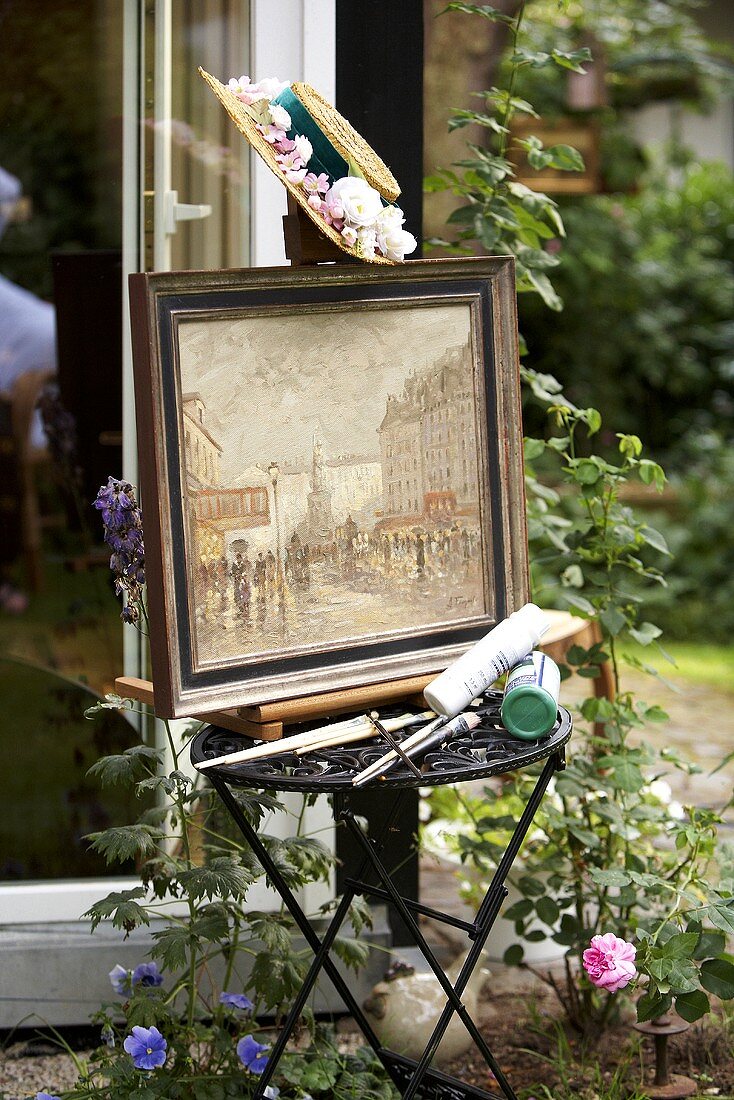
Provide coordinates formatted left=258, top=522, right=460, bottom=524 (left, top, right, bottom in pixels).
left=117, top=209, right=441, bottom=739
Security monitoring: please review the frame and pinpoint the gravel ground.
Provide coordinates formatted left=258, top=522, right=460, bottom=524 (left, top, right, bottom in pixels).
left=0, top=1040, right=91, bottom=1100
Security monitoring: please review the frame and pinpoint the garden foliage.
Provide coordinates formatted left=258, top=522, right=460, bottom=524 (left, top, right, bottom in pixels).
left=427, top=0, right=734, bottom=1036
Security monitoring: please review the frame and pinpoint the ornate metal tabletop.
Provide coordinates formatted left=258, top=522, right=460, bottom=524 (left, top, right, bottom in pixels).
left=190, top=692, right=572, bottom=793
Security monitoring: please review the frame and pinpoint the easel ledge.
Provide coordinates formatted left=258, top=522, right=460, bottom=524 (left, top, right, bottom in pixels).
left=114, top=674, right=434, bottom=741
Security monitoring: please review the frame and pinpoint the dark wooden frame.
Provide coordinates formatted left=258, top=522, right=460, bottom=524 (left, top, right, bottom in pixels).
left=129, top=257, right=527, bottom=718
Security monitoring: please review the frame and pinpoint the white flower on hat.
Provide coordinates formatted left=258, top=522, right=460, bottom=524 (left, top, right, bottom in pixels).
left=378, top=223, right=417, bottom=261
left=376, top=205, right=405, bottom=232
left=341, top=225, right=358, bottom=248
left=293, top=135, right=313, bottom=166
left=375, top=204, right=416, bottom=258
left=357, top=226, right=378, bottom=260
left=254, top=77, right=289, bottom=100
left=268, top=103, right=291, bottom=130
left=330, top=176, right=384, bottom=229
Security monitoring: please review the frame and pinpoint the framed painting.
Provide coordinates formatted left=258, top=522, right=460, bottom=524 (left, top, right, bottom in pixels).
left=129, top=258, right=528, bottom=717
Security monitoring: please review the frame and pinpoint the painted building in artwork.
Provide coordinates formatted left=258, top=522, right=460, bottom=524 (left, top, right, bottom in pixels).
left=183, top=396, right=271, bottom=562
left=378, top=344, right=479, bottom=521
left=182, top=392, right=222, bottom=489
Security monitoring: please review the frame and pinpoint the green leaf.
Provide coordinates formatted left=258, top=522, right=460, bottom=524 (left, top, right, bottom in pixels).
left=546, top=144, right=585, bottom=172
left=504, top=943, right=524, bottom=966
left=504, top=898, right=534, bottom=920
left=561, top=592, right=595, bottom=615
left=640, top=525, right=670, bottom=556
left=517, top=875, right=546, bottom=897
left=83, top=888, right=150, bottom=934
left=585, top=408, right=602, bottom=435
left=629, top=621, right=663, bottom=646
left=151, top=924, right=192, bottom=971
left=524, top=437, right=546, bottom=462
left=84, top=693, right=136, bottom=719
left=693, top=930, right=726, bottom=960
left=87, top=745, right=163, bottom=788
left=700, top=958, right=734, bottom=1000
left=536, top=896, right=560, bottom=926
left=590, top=868, right=632, bottom=888
left=567, top=824, right=601, bottom=849
left=442, top=2, right=514, bottom=24
left=233, top=789, right=284, bottom=827
left=660, top=932, right=700, bottom=960
left=86, top=824, right=164, bottom=865
left=600, top=606, right=627, bottom=636
left=575, top=459, right=601, bottom=486
left=637, top=990, right=673, bottom=1022
left=177, top=857, right=255, bottom=902
left=705, top=903, right=734, bottom=937
left=675, top=989, right=710, bottom=1022
left=333, top=935, right=370, bottom=971
left=550, top=47, right=592, bottom=73
left=524, top=269, right=563, bottom=311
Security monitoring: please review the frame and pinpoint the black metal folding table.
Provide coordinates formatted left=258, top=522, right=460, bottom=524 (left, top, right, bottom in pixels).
left=191, top=693, right=572, bottom=1100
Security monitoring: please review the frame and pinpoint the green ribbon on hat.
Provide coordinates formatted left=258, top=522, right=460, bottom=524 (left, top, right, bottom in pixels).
left=271, top=86, right=392, bottom=206
left=272, top=87, right=350, bottom=183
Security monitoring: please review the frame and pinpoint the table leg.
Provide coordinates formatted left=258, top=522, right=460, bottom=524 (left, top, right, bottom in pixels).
left=210, top=776, right=410, bottom=1097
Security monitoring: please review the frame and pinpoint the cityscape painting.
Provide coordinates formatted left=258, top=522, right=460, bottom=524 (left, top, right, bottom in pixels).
left=177, top=301, right=491, bottom=669
left=131, top=260, right=527, bottom=715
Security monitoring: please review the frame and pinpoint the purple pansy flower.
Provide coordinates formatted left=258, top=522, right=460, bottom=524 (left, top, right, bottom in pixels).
left=219, top=991, right=254, bottom=1011
left=237, top=1034, right=270, bottom=1074
left=132, top=961, right=164, bottom=988
left=36, top=1093, right=61, bottom=1100
left=109, top=963, right=132, bottom=995
left=123, top=1025, right=167, bottom=1070
left=109, top=960, right=163, bottom=996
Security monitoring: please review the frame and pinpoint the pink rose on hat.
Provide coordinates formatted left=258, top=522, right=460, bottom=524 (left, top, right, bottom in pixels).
left=582, top=932, right=637, bottom=992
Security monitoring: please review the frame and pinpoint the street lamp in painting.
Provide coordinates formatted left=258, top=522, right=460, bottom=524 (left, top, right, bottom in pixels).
left=268, top=460, right=285, bottom=624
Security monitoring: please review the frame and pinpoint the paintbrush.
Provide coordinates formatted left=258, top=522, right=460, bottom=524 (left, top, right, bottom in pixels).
left=350, top=714, right=447, bottom=786
left=294, top=709, right=431, bottom=756
left=352, top=711, right=481, bottom=786
left=196, top=710, right=435, bottom=770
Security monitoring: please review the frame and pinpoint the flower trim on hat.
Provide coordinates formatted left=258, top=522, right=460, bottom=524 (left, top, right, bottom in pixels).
left=227, top=75, right=417, bottom=262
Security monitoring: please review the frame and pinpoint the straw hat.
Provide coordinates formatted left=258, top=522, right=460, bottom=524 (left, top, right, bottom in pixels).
left=199, top=68, right=416, bottom=264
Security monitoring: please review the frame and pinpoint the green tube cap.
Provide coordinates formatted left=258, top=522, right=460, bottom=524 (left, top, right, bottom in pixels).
left=501, top=686, right=557, bottom=741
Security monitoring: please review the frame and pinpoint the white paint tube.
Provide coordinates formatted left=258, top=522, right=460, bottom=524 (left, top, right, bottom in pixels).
left=423, top=603, right=551, bottom=718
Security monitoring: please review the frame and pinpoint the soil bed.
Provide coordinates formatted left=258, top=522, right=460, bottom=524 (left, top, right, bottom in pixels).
left=447, top=984, right=734, bottom=1097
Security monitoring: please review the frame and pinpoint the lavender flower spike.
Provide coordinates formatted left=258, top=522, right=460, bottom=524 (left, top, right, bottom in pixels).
left=93, top=477, right=145, bottom=624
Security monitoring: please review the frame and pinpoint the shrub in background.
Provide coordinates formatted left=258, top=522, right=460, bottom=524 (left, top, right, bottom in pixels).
left=519, top=160, right=734, bottom=469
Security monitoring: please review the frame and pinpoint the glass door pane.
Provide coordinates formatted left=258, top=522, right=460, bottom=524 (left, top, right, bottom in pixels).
left=145, top=0, right=251, bottom=272
left=0, top=0, right=135, bottom=883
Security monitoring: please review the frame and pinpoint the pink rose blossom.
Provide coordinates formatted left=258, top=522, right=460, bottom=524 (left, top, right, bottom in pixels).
left=341, top=226, right=358, bottom=248
left=303, top=172, right=330, bottom=195
left=274, top=137, right=296, bottom=155
left=307, top=193, right=325, bottom=211
left=275, top=150, right=307, bottom=184
left=324, top=190, right=344, bottom=222
left=256, top=123, right=287, bottom=145
left=227, top=75, right=289, bottom=105
left=582, top=933, right=637, bottom=993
